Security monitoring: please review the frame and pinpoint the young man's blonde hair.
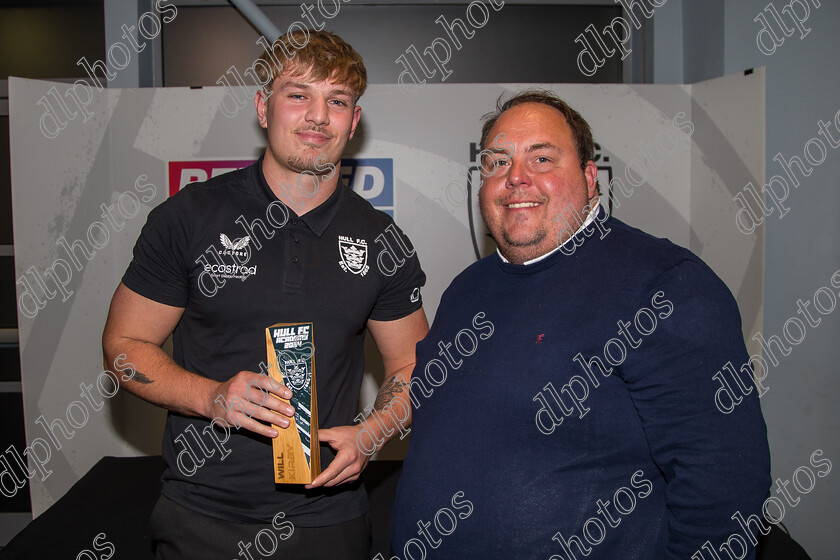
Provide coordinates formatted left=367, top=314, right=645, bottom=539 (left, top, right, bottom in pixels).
left=254, top=29, right=367, bottom=102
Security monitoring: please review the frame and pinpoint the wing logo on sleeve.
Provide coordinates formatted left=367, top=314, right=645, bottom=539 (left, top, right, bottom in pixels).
left=410, top=287, right=421, bottom=303
left=338, top=235, right=370, bottom=276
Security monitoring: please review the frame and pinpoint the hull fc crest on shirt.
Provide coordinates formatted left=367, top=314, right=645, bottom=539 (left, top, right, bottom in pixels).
left=338, top=235, right=370, bottom=276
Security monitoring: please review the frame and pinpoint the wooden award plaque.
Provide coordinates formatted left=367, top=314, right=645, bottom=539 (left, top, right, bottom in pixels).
left=265, top=322, right=320, bottom=484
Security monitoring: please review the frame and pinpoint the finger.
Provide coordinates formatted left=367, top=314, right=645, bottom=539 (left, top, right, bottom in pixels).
left=240, top=408, right=303, bottom=438
left=235, top=415, right=280, bottom=438
left=322, top=464, right=359, bottom=488
left=308, top=466, right=358, bottom=488
left=307, top=463, right=342, bottom=488
left=251, top=393, right=296, bottom=418
left=261, top=382, right=292, bottom=400
left=252, top=373, right=293, bottom=400
left=247, top=406, right=292, bottom=430
left=306, top=452, right=353, bottom=488
left=316, top=428, right=336, bottom=443
left=235, top=371, right=291, bottom=400
left=244, top=379, right=292, bottom=405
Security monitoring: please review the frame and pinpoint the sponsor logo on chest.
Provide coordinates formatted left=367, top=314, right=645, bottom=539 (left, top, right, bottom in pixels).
left=200, top=233, right=258, bottom=282
left=219, top=233, right=250, bottom=258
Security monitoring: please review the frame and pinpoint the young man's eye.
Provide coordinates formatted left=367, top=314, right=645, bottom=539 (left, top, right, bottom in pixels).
left=330, top=99, right=348, bottom=107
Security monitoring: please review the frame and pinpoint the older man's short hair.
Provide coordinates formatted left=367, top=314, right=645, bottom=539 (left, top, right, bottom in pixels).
left=480, top=90, right=595, bottom=170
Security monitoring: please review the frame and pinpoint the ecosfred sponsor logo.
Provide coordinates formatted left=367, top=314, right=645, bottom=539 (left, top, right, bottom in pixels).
left=202, top=263, right=257, bottom=276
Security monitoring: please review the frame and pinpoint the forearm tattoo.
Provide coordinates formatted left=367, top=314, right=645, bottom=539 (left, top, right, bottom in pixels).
left=373, top=376, right=408, bottom=411
left=131, top=371, right=155, bottom=384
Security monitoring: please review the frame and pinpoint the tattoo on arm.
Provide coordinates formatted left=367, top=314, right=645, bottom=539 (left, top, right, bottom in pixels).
left=132, top=371, right=155, bottom=384
left=373, top=376, right=407, bottom=411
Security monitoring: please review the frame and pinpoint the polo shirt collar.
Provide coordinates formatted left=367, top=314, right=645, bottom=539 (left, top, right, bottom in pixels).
left=253, top=153, right=344, bottom=237
left=298, top=181, right=344, bottom=237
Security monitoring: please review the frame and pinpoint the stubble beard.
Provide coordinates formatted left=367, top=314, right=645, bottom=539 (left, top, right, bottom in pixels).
left=501, top=226, right=547, bottom=248
left=480, top=201, right=548, bottom=263
left=497, top=225, right=549, bottom=264
left=283, top=124, right=341, bottom=176
left=284, top=153, right=336, bottom=176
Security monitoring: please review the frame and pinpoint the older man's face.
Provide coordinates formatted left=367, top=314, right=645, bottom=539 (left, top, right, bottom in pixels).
left=479, top=102, right=599, bottom=264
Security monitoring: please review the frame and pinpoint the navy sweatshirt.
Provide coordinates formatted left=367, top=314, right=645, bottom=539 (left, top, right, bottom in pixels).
left=391, top=213, right=770, bottom=559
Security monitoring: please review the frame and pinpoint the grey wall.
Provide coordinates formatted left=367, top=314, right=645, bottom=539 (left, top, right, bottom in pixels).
left=657, top=1, right=839, bottom=557
left=683, top=0, right=725, bottom=83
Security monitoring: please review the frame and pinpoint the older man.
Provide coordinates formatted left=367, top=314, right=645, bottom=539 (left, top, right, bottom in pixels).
left=391, top=91, right=770, bottom=559
left=103, top=30, right=428, bottom=559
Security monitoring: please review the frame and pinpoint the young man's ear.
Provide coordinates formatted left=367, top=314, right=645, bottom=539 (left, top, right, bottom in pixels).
left=348, top=104, right=362, bottom=140
left=254, top=90, right=269, bottom=129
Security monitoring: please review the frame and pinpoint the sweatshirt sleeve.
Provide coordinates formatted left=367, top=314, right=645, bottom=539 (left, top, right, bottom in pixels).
left=618, top=257, right=771, bottom=559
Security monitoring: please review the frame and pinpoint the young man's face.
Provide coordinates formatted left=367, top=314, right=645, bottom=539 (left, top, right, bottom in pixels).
left=255, top=68, right=362, bottom=177
left=479, top=102, right=598, bottom=264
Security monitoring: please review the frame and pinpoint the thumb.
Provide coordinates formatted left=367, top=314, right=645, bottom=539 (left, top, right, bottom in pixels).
left=317, top=427, right=336, bottom=442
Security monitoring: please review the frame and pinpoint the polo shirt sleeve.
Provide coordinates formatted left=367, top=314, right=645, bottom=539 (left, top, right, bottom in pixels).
left=618, top=257, right=771, bottom=559
left=369, top=221, right=426, bottom=322
left=121, top=195, right=192, bottom=308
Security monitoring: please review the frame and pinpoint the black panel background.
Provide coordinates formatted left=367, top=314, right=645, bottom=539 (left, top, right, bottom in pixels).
left=163, top=5, right=623, bottom=87
left=0, top=392, right=31, bottom=513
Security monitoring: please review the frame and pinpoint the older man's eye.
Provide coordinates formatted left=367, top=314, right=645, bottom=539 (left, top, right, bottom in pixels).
left=481, top=155, right=504, bottom=168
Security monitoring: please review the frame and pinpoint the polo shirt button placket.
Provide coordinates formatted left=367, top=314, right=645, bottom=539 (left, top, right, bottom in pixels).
left=283, top=219, right=303, bottom=289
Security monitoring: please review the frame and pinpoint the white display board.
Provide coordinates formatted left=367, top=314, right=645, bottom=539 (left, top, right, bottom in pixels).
left=9, top=71, right=765, bottom=515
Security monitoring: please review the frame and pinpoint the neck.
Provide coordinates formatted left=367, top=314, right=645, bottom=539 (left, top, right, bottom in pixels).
left=261, top=156, right=341, bottom=215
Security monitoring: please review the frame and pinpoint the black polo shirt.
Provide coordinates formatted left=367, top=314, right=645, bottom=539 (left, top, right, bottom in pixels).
left=122, top=157, right=425, bottom=525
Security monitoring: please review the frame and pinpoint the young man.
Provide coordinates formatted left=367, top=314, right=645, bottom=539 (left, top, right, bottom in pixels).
left=391, top=91, right=770, bottom=559
left=103, top=30, right=428, bottom=559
